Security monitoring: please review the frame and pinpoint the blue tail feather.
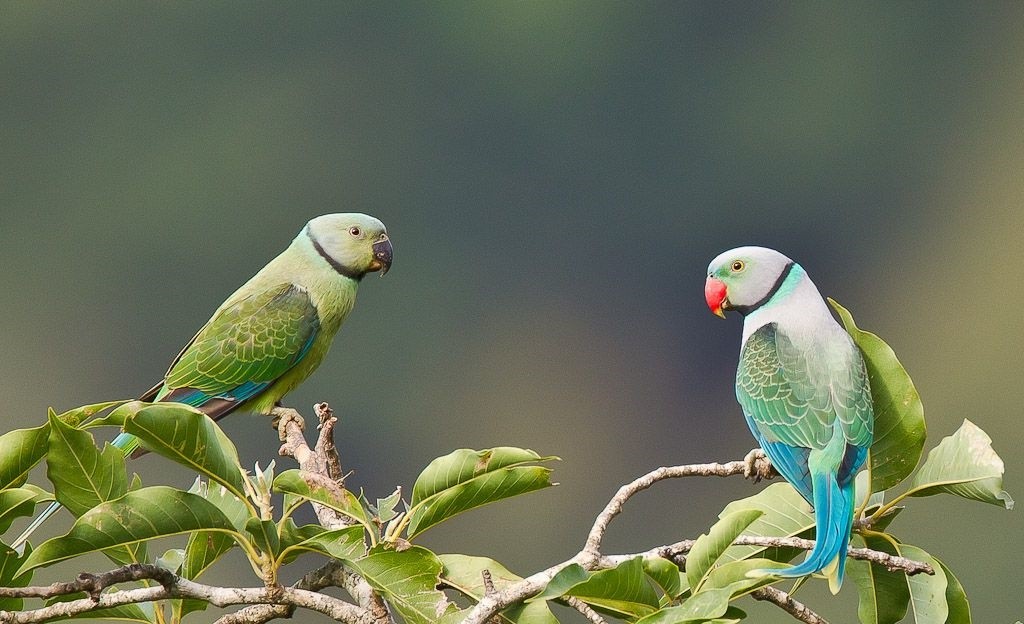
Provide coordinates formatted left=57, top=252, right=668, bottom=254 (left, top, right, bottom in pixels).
left=771, top=469, right=854, bottom=592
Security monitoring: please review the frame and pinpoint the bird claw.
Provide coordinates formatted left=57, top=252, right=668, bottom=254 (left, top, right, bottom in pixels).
left=270, top=406, right=304, bottom=432
left=743, top=448, right=773, bottom=482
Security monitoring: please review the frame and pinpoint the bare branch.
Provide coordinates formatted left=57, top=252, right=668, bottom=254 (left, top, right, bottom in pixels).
left=581, top=457, right=773, bottom=561
left=0, top=564, right=372, bottom=624
left=560, top=597, right=610, bottom=624
left=752, top=586, right=829, bottom=624
left=465, top=453, right=930, bottom=624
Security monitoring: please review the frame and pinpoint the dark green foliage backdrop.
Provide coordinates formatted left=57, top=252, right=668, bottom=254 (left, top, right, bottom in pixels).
left=1, top=3, right=1021, bottom=622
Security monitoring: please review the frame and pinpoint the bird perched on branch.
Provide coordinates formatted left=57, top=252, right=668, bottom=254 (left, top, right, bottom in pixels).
left=13, top=213, right=393, bottom=549
left=705, top=246, right=872, bottom=593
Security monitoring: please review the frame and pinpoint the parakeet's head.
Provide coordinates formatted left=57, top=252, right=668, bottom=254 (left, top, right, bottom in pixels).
left=305, top=213, right=393, bottom=279
left=705, top=246, right=796, bottom=318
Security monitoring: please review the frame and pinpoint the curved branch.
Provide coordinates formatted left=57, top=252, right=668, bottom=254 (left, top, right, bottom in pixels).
left=0, top=564, right=372, bottom=624
left=752, top=586, right=829, bottom=624
left=465, top=454, right=929, bottom=624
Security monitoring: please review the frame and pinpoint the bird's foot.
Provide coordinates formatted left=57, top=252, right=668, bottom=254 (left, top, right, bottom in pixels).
left=743, top=448, right=774, bottom=483
left=270, top=406, right=304, bottom=433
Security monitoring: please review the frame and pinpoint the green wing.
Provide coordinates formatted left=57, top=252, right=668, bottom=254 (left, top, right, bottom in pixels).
left=161, top=283, right=320, bottom=401
left=737, top=323, right=873, bottom=452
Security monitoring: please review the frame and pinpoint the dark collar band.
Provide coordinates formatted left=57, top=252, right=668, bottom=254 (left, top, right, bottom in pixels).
left=307, top=229, right=364, bottom=281
left=733, top=261, right=795, bottom=316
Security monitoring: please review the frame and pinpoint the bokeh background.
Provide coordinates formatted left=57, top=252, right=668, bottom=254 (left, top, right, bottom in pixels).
left=2, top=3, right=1021, bottom=622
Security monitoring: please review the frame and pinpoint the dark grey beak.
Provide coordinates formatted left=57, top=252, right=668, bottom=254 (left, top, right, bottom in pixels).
left=370, top=236, right=393, bottom=276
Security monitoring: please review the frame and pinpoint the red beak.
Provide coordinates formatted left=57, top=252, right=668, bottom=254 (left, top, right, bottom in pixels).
left=705, top=276, right=727, bottom=318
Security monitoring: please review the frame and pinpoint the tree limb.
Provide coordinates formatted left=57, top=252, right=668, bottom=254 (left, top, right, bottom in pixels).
left=0, top=564, right=372, bottom=624
left=752, top=586, right=829, bottom=624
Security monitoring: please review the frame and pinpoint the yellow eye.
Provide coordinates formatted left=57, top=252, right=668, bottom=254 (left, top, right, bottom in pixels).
left=731, top=260, right=745, bottom=272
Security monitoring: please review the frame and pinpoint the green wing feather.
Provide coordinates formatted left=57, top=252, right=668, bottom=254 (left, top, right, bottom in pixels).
left=737, top=323, right=872, bottom=452
left=163, top=283, right=320, bottom=397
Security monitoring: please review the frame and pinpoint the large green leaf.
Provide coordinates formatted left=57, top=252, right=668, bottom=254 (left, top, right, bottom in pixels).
left=440, top=554, right=558, bottom=624
left=718, top=483, right=814, bottom=564
left=697, top=558, right=786, bottom=598
left=46, top=413, right=128, bottom=517
left=279, top=525, right=366, bottom=563
left=19, top=487, right=243, bottom=573
left=847, top=533, right=910, bottom=624
left=46, top=413, right=143, bottom=565
left=831, top=299, right=926, bottom=492
left=55, top=400, right=131, bottom=427
left=643, top=557, right=685, bottom=601
left=634, top=587, right=732, bottom=624
left=530, top=563, right=590, bottom=603
left=0, top=424, right=50, bottom=490
left=272, top=469, right=375, bottom=536
left=935, top=557, right=971, bottom=624
left=83, top=401, right=148, bottom=429
left=906, top=420, right=1013, bottom=509
left=0, top=544, right=32, bottom=611
left=686, top=509, right=762, bottom=592
left=898, top=544, right=948, bottom=623
left=123, top=403, right=248, bottom=502
left=182, top=480, right=252, bottom=580
left=407, top=447, right=557, bottom=537
left=346, top=545, right=457, bottom=624
left=0, top=488, right=41, bottom=535
left=534, top=558, right=660, bottom=619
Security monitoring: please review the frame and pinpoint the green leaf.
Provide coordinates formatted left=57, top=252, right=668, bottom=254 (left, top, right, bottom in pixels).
left=84, top=401, right=148, bottom=429
left=46, top=413, right=128, bottom=517
left=935, top=557, right=971, bottom=624
left=0, top=544, right=32, bottom=611
left=155, top=548, right=186, bottom=574
left=0, top=424, right=50, bottom=490
left=407, top=447, right=557, bottom=537
left=643, top=557, right=685, bottom=600
left=123, top=403, right=248, bottom=502
left=0, top=488, right=41, bottom=534
left=897, top=544, right=948, bottom=623
left=272, top=469, right=376, bottom=536
left=529, top=563, right=590, bottom=602
left=376, top=487, right=403, bottom=524
left=831, top=299, right=927, bottom=492
left=718, top=483, right=813, bottom=564
left=697, top=558, right=786, bottom=598
left=19, top=487, right=244, bottom=573
left=280, top=525, right=366, bottom=563
left=45, top=413, right=143, bottom=565
left=558, top=558, right=660, bottom=619
left=634, top=587, right=732, bottom=624
left=440, top=554, right=558, bottom=624
left=56, top=400, right=130, bottom=427
left=686, top=509, right=763, bottom=592
left=847, top=533, right=910, bottom=624
left=182, top=480, right=252, bottom=580
left=346, top=545, right=457, bottom=624
left=906, top=419, right=1013, bottom=509
left=245, top=518, right=280, bottom=558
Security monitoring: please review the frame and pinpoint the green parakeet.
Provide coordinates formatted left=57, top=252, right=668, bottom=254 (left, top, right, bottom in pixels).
left=705, top=246, right=872, bottom=593
left=13, top=213, right=392, bottom=549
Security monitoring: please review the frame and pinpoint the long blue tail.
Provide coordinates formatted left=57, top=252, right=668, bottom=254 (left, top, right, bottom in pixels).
left=10, top=432, right=140, bottom=550
left=772, top=470, right=855, bottom=593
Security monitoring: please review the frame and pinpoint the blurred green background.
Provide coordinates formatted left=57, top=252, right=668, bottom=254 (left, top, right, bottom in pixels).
left=1, top=3, right=1021, bottom=622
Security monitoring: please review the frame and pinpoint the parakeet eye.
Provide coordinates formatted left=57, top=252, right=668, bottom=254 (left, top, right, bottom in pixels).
left=731, top=260, right=745, bottom=272
left=349, top=227, right=361, bottom=237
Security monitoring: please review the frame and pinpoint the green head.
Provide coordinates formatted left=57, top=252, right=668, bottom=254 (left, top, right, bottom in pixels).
left=705, top=246, right=799, bottom=317
left=305, top=213, right=393, bottom=280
